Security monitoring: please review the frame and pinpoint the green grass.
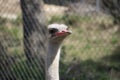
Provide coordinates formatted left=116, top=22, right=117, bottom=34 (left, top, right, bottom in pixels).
left=0, top=14, right=120, bottom=80
left=10, top=60, right=45, bottom=80
left=10, top=15, right=22, bottom=26
left=50, top=14, right=120, bottom=80
left=49, top=14, right=92, bottom=27
left=0, top=16, right=23, bottom=58
left=0, top=17, right=7, bottom=25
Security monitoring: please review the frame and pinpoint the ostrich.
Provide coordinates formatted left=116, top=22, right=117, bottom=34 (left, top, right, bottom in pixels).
left=46, top=24, right=72, bottom=80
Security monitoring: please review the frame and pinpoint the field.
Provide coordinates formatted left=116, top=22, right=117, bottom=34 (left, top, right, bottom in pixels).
left=48, top=14, right=120, bottom=80
left=0, top=13, right=120, bottom=80
left=0, top=1, right=120, bottom=80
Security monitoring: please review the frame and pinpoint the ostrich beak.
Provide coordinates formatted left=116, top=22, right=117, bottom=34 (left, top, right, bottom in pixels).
left=55, top=30, right=72, bottom=36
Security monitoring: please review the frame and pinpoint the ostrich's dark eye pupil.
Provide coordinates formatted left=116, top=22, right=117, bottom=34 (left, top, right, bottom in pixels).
left=49, top=28, right=58, bottom=34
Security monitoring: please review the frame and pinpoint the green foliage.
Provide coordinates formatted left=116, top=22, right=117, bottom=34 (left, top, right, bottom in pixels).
left=60, top=59, right=120, bottom=80
left=0, top=17, right=7, bottom=25
left=11, top=60, right=45, bottom=80
left=0, top=26, right=22, bottom=42
left=63, top=15, right=91, bottom=26
left=111, top=36, right=118, bottom=45
left=56, top=14, right=120, bottom=80
left=62, top=15, right=80, bottom=25
left=0, top=12, right=119, bottom=80
left=49, top=14, right=91, bottom=27
left=48, top=15, right=63, bottom=23
left=101, top=0, right=120, bottom=24
left=0, top=16, right=22, bottom=40
left=11, top=16, right=22, bottom=26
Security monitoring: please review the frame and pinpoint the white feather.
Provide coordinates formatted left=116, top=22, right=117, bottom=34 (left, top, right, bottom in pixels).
left=48, top=23, right=68, bottom=32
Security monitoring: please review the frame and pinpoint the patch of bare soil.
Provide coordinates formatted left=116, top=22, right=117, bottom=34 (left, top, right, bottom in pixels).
left=44, top=4, right=68, bottom=19
left=0, top=0, right=68, bottom=19
left=0, top=0, right=21, bottom=19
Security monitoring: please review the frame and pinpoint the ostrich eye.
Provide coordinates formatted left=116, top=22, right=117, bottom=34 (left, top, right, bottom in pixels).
left=49, top=28, right=58, bottom=34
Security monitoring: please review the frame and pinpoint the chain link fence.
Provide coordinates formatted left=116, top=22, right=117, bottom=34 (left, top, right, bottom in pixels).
left=0, top=0, right=120, bottom=80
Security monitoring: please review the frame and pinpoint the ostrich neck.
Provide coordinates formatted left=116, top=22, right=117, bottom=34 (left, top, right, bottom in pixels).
left=46, top=42, right=61, bottom=80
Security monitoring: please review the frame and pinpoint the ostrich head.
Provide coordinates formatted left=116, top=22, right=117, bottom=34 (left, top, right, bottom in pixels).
left=47, top=24, right=71, bottom=80
left=48, top=23, right=72, bottom=43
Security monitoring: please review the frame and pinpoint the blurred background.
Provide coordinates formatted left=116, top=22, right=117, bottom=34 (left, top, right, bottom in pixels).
left=0, top=0, right=120, bottom=80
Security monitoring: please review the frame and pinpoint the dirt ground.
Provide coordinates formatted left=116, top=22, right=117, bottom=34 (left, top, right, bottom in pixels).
left=0, top=0, right=68, bottom=19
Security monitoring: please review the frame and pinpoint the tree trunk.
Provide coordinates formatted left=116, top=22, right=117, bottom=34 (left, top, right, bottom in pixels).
left=20, top=0, right=47, bottom=79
